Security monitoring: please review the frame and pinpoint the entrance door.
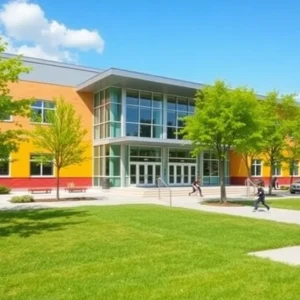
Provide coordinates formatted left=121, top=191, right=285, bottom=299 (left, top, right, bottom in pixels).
left=169, top=164, right=196, bottom=185
left=130, top=163, right=161, bottom=186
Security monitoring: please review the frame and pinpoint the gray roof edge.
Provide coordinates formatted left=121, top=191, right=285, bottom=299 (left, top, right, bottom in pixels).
left=76, top=67, right=205, bottom=91
left=2, top=52, right=104, bottom=73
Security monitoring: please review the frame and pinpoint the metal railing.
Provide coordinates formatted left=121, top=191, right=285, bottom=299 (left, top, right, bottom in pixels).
left=157, top=177, right=172, bottom=207
left=245, top=178, right=257, bottom=199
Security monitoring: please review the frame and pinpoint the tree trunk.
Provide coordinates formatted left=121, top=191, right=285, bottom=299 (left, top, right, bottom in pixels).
left=268, top=162, right=273, bottom=196
left=243, top=154, right=251, bottom=179
left=290, top=173, right=294, bottom=185
left=56, top=167, right=60, bottom=200
left=219, top=156, right=227, bottom=203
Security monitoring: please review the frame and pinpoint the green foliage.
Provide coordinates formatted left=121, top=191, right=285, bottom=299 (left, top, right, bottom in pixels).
left=10, top=195, right=34, bottom=203
left=0, top=185, right=10, bottom=194
left=180, top=81, right=262, bottom=201
left=30, top=97, right=88, bottom=200
left=259, top=92, right=297, bottom=194
left=280, top=185, right=289, bottom=190
left=0, top=38, right=33, bottom=160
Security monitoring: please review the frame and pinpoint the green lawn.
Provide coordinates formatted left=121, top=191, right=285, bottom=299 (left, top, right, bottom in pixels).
left=1, top=205, right=300, bottom=300
left=229, top=198, right=300, bottom=211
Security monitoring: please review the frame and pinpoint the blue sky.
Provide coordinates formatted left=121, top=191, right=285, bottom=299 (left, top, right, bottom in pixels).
left=1, top=0, right=299, bottom=96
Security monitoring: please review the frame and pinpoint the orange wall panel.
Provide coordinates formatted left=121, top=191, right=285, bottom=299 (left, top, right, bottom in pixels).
left=2, top=80, right=93, bottom=179
left=229, top=150, right=247, bottom=177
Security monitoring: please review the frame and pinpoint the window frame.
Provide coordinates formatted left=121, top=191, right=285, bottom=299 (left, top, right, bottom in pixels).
left=125, top=89, right=163, bottom=139
left=30, top=154, right=54, bottom=177
left=272, top=162, right=282, bottom=176
left=290, top=161, right=299, bottom=176
left=1, top=115, right=13, bottom=122
left=0, top=158, right=10, bottom=177
left=30, top=100, right=56, bottom=125
left=251, top=159, right=262, bottom=177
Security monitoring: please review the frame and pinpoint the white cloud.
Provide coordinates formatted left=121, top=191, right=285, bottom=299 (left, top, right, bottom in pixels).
left=0, top=0, right=104, bottom=62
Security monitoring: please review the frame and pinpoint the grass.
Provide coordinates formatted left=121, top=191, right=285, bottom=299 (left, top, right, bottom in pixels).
left=1, top=205, right=300, bottom=300
left=229, top=198, right=300, bottom=211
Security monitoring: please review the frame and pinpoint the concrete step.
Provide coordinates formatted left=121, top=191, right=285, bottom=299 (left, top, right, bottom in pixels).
left=103, top=186, right=252, bottom=198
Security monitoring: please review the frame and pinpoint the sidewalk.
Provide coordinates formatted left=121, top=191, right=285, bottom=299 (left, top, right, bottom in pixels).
left=1, top=189, right=300, bottom=226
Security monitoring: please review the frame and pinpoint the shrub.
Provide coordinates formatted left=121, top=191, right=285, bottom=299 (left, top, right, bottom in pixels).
left=10, top=195, right=34, bottom=203
left=0, top=185, right=11, bottom=194
left=280, top=185, right=289, bottom=190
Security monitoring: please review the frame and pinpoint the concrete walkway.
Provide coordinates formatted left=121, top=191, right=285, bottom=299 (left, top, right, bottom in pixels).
left=1, top=189, right=300, bottom=226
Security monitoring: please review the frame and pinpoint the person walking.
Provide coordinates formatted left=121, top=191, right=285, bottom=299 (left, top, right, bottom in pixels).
left=197, top=177, right=204, bottom=197
left=189, top=177, right=203, bottom=197
left=253, top=183, right=270, bottom=212
left=272, top=177, right=278, bottom=190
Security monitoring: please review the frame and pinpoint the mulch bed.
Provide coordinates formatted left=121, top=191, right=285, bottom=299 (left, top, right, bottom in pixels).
left=202, top=201, right=243, bottom=207
left=33, top=197, right=100, bottom=203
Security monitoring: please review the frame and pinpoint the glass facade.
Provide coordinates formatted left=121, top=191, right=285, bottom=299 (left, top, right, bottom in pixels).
left=129, top=146, right=162, bottom=185
left=92, top=87, right=230, bottom=187
left=202, top=150, right=229, bottom=185
left=93, top=87, right=121, bottom=140
left=126, top=90, right=163, bottom=138
left=167, top=95, right=195, bottom=140
left=93, top=145, right=121, bottom=187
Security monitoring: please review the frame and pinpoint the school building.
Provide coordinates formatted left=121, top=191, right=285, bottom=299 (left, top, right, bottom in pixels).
left=0, top=54, right=298, bottom=188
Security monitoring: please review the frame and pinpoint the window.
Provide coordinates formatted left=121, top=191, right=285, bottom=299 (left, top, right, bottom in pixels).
left=166, top=95, right=194, bottom=140
left=93, top=88, right=121, bottom=140
left=251, top=159, right=262, bottom=176
left=1, top=114, right=12, bottom=122
left=30, top=100, right=55, bottom=124
left=126, top=90, right=163, bottom=139
left=272, top=163, right=281, bottom=176
left=290, top=161, right=299, bottom=176
left=0, top=159, right=9, bottom=176
left=30, top=154, right=53, bottom=176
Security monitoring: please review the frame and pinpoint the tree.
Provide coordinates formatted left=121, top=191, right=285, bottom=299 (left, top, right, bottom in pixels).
left=180, top=81, right=260, bottom=202
left=231, top=90, right=263, bottom=179
left=30, top=97, right=88, bottom=200
left=283, top=103, right=300, bottom=185
left=0, top=39, right=32, bottom=161
left=259, top=92, right=296, bottom=195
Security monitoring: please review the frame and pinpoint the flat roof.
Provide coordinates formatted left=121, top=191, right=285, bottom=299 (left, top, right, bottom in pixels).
left=76, top=68, right=204, bottom=97
left=3, top=53, right=266, bottom=98
left=2, top=53, right=103, bottom=73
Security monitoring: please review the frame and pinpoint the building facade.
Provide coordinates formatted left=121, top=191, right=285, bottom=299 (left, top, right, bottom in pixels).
left=0, top=54, right=298, bottom=188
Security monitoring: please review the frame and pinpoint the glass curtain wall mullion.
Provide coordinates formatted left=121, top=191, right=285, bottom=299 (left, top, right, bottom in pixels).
left=166, top=96, right=195, bottom=140
left=93, top=145, right=121, bottom=187
left=202, top=150, right=229, bottom=185
left=93, top=87, right=121, bottom=140
left=125, top=90, right=163, bottom=138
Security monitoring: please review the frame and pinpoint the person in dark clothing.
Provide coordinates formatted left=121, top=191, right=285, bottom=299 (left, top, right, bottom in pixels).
left=272, top=177, right=278, bottom=190
left=189, top=177, right=203, bottom=197
left=253, top=184, right=270, bottom=212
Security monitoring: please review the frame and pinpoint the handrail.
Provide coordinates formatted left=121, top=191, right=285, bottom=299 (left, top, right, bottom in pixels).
left=245, top=178, right=257, bottom=199
left=157, top=177, right=172, bottom=207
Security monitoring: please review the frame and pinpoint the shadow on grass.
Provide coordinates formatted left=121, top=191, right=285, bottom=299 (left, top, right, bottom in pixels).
left=0, top=209, right=88, bottom=238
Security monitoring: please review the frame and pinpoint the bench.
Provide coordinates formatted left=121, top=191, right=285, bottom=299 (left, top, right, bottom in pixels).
left=28, top=188, right=52, bottom=194
left=64, top=187, right=87, bottom=193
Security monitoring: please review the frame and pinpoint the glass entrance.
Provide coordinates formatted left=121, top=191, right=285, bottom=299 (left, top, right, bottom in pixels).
left=130, top=163, right=161, bottom=186
left=169, top=164, right=196, bottom=185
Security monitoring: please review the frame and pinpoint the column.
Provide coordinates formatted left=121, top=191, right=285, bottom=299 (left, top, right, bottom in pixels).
left=163, top=93, right=167, bottom=139
left=120, top=144, right=127, bottom=187
left=121, top=88, right=126, bottom=137
left=162, top=147, right=168, bottom=183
